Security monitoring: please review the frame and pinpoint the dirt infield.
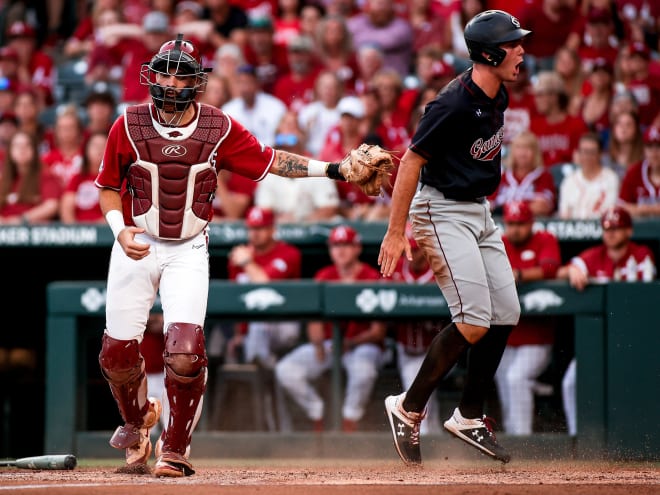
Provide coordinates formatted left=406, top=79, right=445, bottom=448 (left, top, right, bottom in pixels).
left=1, top=459, right=659, bottom=494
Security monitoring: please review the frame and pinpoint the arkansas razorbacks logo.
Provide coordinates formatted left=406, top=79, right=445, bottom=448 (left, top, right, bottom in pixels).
left=470, top=126, right=504, bottom=161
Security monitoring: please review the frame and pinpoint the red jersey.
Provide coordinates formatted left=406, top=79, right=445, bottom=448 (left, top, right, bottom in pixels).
left=530, top=114, right=588, bottom=167
left=619, top=160, right=660, bottom=206
left=503, top=230, right=562, bottom=346
left=42, top=147, right=84, bottom=189
left=626, top=78, right=660, bottom=128
left=315, top=263, right=381, bottom=339
left=489, top=167, right=557, bottom=213
left=228, top=240, right=302, bottom=282
left=64, top=171, right=103, bottom=222
left=272, top=65, right=324, bottom=113
left=503, top=89, right=536, bottom=145
left=96, top=103, right=273, bottom=228
left=519, top=4, right=575, bottom=59
left=571, top=242, right=656, bottom=283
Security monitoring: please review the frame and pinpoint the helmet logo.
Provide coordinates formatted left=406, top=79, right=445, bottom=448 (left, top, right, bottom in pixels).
left=511, top=16, right=521, bottom=28
left=162, top=144, right=187, bottom=157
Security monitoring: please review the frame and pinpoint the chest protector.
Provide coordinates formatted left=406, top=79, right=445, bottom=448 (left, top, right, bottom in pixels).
left=124, top=104, right=230, bottom=240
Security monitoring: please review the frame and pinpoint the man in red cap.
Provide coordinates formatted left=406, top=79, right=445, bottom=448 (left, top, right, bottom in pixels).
left=556, top=205, right=656, bottom=436
left=275, top=225, right=387, bottom=432
left=226, top=206, right=303, bottom=369
left=496, top=201, right=562, bottom=435
left=5, top=20, right=54, bottom=107
left=619, top=126, right=660, bottom=217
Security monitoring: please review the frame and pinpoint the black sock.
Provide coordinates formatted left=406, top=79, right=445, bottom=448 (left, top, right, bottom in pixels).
left=403, top=322, right=470, bottom=413
left=459, top=325, right=513, bottom=419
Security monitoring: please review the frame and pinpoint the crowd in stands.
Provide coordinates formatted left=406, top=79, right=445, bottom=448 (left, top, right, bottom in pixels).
left=0, top=0, right=658, bottom=225
left=1, top=0, right=659, bottom=436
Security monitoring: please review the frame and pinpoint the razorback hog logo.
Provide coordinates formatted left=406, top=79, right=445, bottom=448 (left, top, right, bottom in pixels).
left=470, top=126, right=504, bottom=161
left=521, top=289, right=564, bottom=312
left=161, top=144, right=187, bottom=157
left=241, top=288, right=285, bottom=310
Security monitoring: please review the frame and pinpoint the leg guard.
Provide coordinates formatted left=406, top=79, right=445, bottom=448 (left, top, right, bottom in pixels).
left=99, top=333, right=150, bottom=428
left=161, top=322, right=207, bottom=456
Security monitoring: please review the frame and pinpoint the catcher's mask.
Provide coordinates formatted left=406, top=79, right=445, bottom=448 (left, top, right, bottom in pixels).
left=140, top=34, right=211, bottom=112
left=464, top=10, right=531, bottom=67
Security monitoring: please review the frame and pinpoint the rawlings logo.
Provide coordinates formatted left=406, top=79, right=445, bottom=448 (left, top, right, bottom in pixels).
left=470, top=126, right=504, bottom=161
left=511, top=15, right=521, bottom=28
left=161, top=144, right=187, bottom=157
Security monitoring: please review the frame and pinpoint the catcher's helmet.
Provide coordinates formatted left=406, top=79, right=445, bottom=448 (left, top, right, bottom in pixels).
left=140, top=33, right=211, bottom=112
left=464, top=10, right=531, bottom=67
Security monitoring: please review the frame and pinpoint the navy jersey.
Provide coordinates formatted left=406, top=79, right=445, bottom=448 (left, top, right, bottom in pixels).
left=411, top=69, right=508, bottom=200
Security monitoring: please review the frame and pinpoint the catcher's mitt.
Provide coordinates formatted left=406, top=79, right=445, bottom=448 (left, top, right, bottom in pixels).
left=339, top=143, right=396, bottom=196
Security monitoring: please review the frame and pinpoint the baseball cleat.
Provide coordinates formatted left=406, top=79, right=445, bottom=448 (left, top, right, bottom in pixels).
left=443, top=407, right=511, bottom=463
left=153, top=451, right=195, bottom=477
left=384, top=393, right=426, bottom=465
left=111, top=397, right=162, bottom=472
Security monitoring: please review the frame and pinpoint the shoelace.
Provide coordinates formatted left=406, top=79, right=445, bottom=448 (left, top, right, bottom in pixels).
left=400, top=405, right=426, bottom=446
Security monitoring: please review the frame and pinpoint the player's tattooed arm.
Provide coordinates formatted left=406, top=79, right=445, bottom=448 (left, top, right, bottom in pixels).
left=270, top=150, right=313, bottom=178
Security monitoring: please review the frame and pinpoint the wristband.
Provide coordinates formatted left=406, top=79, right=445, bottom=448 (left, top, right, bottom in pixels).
left=307, top=159, right=327, bottom=177
left=105, top=210, right=125, bottom=240
left=325, top=162, right=346, bottom=181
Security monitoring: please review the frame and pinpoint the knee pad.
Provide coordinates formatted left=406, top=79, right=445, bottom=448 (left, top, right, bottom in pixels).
left=98, top=333, right=143, bottom=384
left=163, top=322, right=208, bottom=377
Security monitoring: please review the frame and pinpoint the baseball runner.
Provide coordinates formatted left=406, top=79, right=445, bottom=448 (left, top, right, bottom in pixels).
left=95, top=34, right=392, bottom=477
left=378, top=10, right=531, bottom=465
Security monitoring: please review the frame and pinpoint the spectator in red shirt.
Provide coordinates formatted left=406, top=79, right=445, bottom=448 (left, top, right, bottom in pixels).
left=530, top=71, right=589, bottom=167
left=243, top=16, right=289, bottom=93
left=519, top=0, right=578, bottom=72
left=82, top=87, right=117, bottom=136
left=503, top=60, right=536, bottom=146
left=576, top=58, right=615, bottom=140
left=12, top=88, right=47, bottom=155
left=275, top=225, right=387, bottom=432
left=618, top=125, right=660, bottom=217
left=314, top=14, right=359, bottom=94
left=0, top=130, right=61, bottom=224
left=5, top=20, right=55, bottom=107
left=496, top=201, right=562, bottom=436
left=617, top=41, right=660, bottom=128
left=41, top=104, right=85, bottom=190
left=489, top=130, right=557, bottom=217
left=226, top=206, right=303, bottom=368
left=59, top=132, right=107, bottom=224
left=566, top=6, right=620, bottom=68
left=603, top=109, right=644, bottom=180
left=272, top=34, right=323, bottom=113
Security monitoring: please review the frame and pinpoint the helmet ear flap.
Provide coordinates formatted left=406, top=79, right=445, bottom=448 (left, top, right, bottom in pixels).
left=467, top=41, right=507, bottom=67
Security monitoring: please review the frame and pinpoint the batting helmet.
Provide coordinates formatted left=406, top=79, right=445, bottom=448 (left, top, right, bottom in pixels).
left=140, top=33, right=211, bottom=112
left=464, top=10, right=531, bottom=67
